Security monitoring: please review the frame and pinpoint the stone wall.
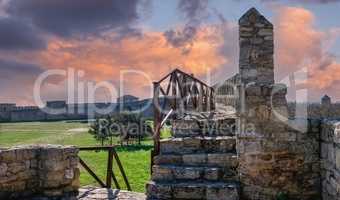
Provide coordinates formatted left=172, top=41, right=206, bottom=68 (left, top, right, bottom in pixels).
left=288, top=102, right=340, bottom=120
left=238, top=83, right=321, bottom=200
left=0, top=99, right=154, bottom=123
left=237, top=8, right=320, bottom=200
left=0, top=145, right=79, bottom=199
left=321, top=120, right=340, bottom=200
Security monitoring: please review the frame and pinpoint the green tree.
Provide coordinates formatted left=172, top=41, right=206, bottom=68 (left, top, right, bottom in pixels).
left=89, top=113, right=153, bottom=146
left=88, top=115, right=114, bottom=146
left=111, top=112, right=153, bottom=145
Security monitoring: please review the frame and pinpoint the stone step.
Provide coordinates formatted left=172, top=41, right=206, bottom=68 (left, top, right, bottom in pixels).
left=154, top=153, right=238, bottom=168
left=160, top=136, right=236, bottom=154
left=151, top=165, right=238, bottom=182
left=172, top=117, right=236, bottom=138
left=146, top=181, right=240, bottom=200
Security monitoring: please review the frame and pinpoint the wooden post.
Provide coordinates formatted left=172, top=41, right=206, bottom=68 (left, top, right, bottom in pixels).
left=112, top=148, right=132, bottom=191
left=172, top=73, right=177, bottom=119
left=210, top=88, right=215, bottom=110
left=106, top=148, right=113, bottom=188
left=152, top=82, right=161, bottom=174
left=199, top=84, right=204, bottom=112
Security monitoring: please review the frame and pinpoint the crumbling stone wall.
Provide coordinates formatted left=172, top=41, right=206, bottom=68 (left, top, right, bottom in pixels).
left=0, top=145, right=79, bottom=199
left=321, top=120, right=340, bottom=200
left=237, top=8, right=320, bottom=200
left=238, top=84, right=321, bottom=200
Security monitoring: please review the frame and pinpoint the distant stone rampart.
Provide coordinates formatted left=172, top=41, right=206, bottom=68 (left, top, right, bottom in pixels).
left=0, top=99, right=154, bottom=123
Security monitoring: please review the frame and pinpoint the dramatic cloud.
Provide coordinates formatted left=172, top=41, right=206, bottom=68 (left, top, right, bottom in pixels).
left=274, top=6, right=323, bottom=76
left=1, top=2, right=340, bottom=104
left=6, top=0, right=143, bottom=37
left=0, top=59, right=43, bottom=105
left=273, top=6, right=340, bottom=100
left=0, top=17, right=46, bottom=50
left=164, top=0, right=209, bottom=53
left=21, top=27, right=227, bottom=100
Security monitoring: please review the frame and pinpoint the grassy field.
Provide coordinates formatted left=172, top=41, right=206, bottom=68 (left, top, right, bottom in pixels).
left=0, top=121, right=170, bottom=192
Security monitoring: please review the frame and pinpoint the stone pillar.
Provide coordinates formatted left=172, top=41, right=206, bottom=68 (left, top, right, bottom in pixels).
left=237, top=8, right=320, bottom=200
left=239, top=7, right=274, bottom=85
left=321, top=95, right=332, bottom=118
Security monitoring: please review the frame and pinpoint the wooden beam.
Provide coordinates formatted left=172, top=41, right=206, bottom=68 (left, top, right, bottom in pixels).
left=79, top=158, right=106, bottom=188
left=112, top=148, right=132, bottom=191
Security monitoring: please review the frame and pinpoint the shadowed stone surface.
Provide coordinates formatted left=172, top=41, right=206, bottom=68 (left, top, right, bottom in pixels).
left=78, top=187, right=146, bottom=200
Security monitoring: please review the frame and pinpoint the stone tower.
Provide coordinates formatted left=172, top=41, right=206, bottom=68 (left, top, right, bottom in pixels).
left=239, top=8, right=274, bottom=85
left=237, top=8, right=320, bottom=200
left=321, top=95, right=331, bottom=107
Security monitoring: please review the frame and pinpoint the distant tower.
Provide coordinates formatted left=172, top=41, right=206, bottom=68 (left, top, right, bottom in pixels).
left=321, top=94, right=331, bottom=106
left=239, top=7, right=274, bottom=85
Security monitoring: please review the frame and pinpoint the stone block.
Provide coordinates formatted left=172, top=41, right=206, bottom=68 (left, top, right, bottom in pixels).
left=1, top=150, right=16, bottom=161
left=183, top=154, right=207, bottom=166
left=146, top=182, right=172, bottom=199
left=258, top=28, right=273, bottom=36
left=204, top=168, right=220, bottom=181
left=206, top=185, right=239, bottom=200
left=160, top=138, right=183, bottom=153
left=154, top=154, right=182, bottom=165
left=152, top=165, right=173, bottom=181
left=173, top=184, right=205, bottom=199
left=0, top=163, right=8, bottom=177
left=173, top=167, right=201, bottom=180
left=208, top=153, right=238, bottom=168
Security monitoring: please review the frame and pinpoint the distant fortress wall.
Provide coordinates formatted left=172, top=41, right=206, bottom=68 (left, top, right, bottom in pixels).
left=0, top=95, right=154, bottom=123
left=287, top=95, right=340, bottom=119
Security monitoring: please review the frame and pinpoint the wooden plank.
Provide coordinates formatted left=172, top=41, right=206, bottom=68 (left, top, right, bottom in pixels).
left=166, top=74, right=172, bottom=95
left=172, top=73, right=177, bottom=112
left=175, top=68, right=210, bottom=87
left=79, top=158, right=106, bottom=188
left=156, top=71, right=172, bottom=84
left=111, top=169, right=121, bottom=189
left=153, top=82, right=161, bottom=156
left=112, top=148, right=132, bottom=191
left=160, top=86, right=166, bottom=96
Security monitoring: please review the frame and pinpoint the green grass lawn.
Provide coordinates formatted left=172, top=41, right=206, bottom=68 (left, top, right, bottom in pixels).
left=0, top=121, right=171, bottom=192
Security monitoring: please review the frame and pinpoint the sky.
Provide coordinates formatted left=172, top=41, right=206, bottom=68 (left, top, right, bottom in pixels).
left=0, top=0, right=339, bottom=105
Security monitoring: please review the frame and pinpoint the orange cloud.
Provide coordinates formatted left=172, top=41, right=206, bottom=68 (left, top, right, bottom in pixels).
left=2, top=5, right=340, bottom=105
left=274, top=6, right=323, bottom=76
left=274, top=5, right=340, bottom=100
left=26, top=26, right=227, bottom=99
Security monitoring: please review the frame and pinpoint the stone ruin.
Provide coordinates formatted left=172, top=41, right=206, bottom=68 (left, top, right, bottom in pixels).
left=146, top=7, right=340, bottom=200
left=0, top=145, right=79, bottom=200
left=0, top=145, right=147, bottom=200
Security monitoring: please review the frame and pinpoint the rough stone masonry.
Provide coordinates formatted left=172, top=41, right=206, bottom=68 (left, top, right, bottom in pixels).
left=321, top=120, right=340, bottom=200
left=237, top=8, right=321, bottom=200
left=0, top=145, right=80, bottom=199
